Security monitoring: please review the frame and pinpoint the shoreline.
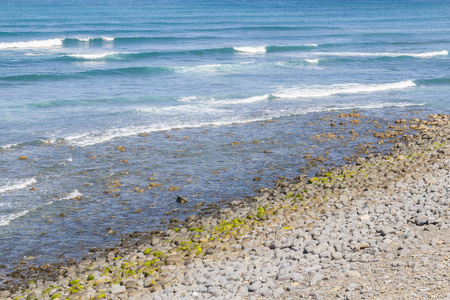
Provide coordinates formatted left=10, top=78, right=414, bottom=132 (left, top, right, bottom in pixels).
left=2, top=113, right=450, bottom=299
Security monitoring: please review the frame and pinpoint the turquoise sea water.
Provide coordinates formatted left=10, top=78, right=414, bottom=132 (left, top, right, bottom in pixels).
left=0, top=0, right=449, bottom=275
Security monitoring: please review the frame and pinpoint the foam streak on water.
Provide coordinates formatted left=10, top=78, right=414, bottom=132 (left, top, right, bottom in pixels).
left=273, top=80, right=417, bottom=99
left=0, top=210, right=30, bottom=227
left=0, top=177, right=37, bottom=194
left=222, top=80, right=417, bottom=104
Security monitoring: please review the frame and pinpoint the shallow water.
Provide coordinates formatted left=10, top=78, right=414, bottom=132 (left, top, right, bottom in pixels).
left=0, top=0, right=449, bottom=275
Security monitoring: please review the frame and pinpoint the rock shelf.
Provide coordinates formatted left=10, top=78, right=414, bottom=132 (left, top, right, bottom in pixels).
left=2, top=114, right=450, bottom=299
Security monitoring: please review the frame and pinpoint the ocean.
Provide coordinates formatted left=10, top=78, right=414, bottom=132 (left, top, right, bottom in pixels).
left=0, top=0, right=449, bottom=275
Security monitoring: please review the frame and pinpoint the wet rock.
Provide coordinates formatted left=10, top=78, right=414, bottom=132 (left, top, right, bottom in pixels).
left=176, top=196, right=188, bottom=204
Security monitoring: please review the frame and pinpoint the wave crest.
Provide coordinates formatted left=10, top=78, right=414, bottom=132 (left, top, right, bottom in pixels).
left=0, top=177, right=37, bottom=194
left=0, top=37, right=115, bottom=50
left=0, top=38, right=63, bottom=50
left=233, top=46, right=267, bottom=54
left=66, top=53, right=117, bottom=60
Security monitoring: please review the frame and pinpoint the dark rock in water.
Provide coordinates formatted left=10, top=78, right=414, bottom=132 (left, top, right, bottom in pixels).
left=59, top=213, right=66, bottom=218
left=177, top=196, right=188, bottom=204
left=170, top=217, right=179, bottom=223
left=253, top=176, right=261, bottom=181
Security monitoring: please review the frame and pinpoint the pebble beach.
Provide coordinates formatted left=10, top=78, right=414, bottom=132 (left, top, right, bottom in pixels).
left=2, top=113, right=450, bottom=299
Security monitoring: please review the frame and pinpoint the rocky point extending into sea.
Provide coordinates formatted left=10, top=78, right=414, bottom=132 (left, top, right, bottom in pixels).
left=1, top=113, right=450, bottom=300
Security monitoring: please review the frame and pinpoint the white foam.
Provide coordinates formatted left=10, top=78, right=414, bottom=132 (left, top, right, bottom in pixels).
left=60, top=189, right=82, bottom=200
left=219, top=80, right=416, bottom=105
left=304, top=58, right=320, bottom=64
left=0, top=143, right=18, bottom=150
left=23, top=53, right=44, bottom=56
left=0, top=38, right=63, bottom=50
left=63, top=79, right=417, bottom=147
left=67, top=53, right=116, bottom=60
left=178, top=96, right=198, bottom=102
left=0, top=210, right=30, bottom=227
left=43, top=189, right=82, bottom=207
left=65, top=97, right=426, bottom=148
left=407, top=50, right=448, bottom=58
left=0, top=189, right=83, bottom=227
left=0, top=178, right=37, bottom=194
left=65, top=117, right=269, bottom=147
left=273, top=80, right=416, bottom=99
left=305, top=44, right=318, bottom=47
left=73, top=37, right=115, bottom=42
left=311, top=50, right=448, bottom=58
left=65, top=128, right=138, bottom=147
left=175, top=62, right=260, bottom=74
left=174, top=59, right=320, bottom=75
left=222, top=94, right=270, bottom=105
left=41, top=138, right=56, bottom=144
left=234, top=46, right=267, bottom=54
left=135, top=105, right=223, bottom=115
